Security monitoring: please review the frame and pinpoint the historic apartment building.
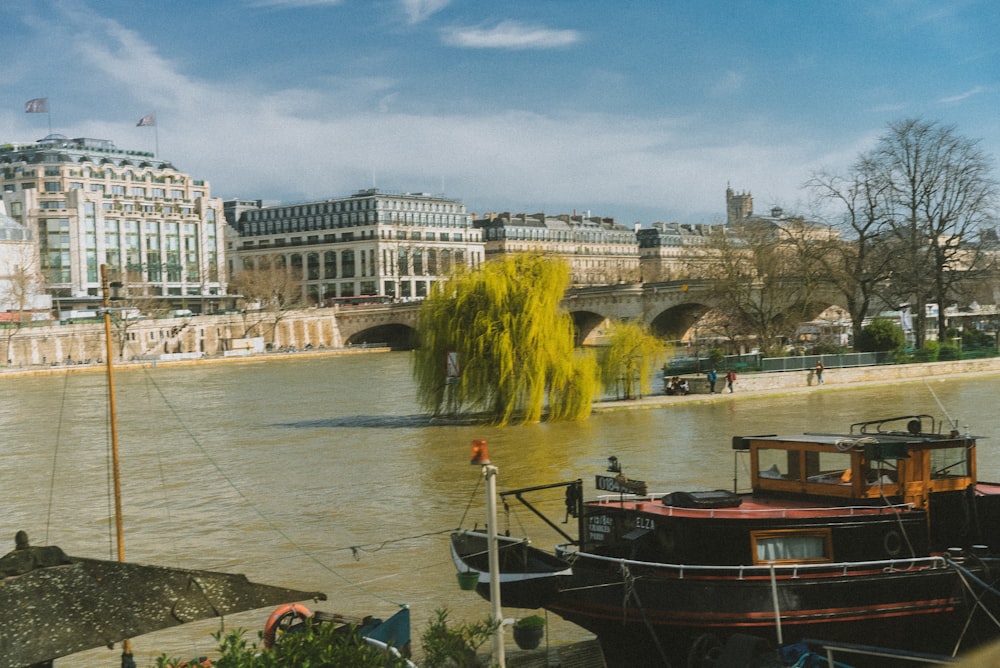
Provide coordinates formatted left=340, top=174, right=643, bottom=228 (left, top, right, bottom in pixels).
left=476, top=211, right=640, bottom=285
left=228, top=189, right=484, bottom=304
left=0, top=135, right=226, bottom=313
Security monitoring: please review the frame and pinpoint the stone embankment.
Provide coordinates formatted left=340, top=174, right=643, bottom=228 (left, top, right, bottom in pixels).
left=595, top=356, right=1000, bottom=412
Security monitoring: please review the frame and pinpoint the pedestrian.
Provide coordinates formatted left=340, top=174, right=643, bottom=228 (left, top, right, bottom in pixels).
left=815, top=360, right=825, bottom=385
left=706, top=368, right=718, bottom=394
left=726, top=369, right=736, bottom=393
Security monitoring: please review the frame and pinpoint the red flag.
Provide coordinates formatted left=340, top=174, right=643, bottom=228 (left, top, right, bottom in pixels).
left=25, top=98, right=48, bottom=113
left=136, top=113, right=155, bottom=127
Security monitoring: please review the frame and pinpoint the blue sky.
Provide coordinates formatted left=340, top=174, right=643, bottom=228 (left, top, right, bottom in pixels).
left=1, top=0, right=996, bottom=225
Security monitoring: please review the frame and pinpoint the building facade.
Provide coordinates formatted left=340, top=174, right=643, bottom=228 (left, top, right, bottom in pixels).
left=230, top=189, right=484, bottom=304
left=475, top=211, right=640, bottom=286
left=636, top=221, right=719, bottom=282
left=0, top=202, right=50, bottom=316
left=0, top=135, right=226, bottom=313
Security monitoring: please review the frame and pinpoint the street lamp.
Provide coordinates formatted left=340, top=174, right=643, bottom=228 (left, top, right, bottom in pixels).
left=470, top=439, right=505, bottom=667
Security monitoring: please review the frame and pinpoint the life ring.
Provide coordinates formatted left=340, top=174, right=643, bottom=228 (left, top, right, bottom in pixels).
left=883, top=530, right=903, bottom=557
left=263, top=602, right=313, bottom=648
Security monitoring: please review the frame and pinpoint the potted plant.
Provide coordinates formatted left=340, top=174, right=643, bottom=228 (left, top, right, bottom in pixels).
left=512, top=614, right=545, bottom=650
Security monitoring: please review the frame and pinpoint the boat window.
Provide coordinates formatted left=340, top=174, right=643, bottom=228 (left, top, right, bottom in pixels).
left=752, top=529, right=832, bottom=564
left=757, top=448, right=796, bottom=479
left=804, top=451, right=852, bottom=485
left=930, top=447, right=970, bottom=479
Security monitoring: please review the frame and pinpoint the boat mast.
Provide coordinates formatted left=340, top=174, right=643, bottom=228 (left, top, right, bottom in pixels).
left=101, top=264, right=132, bottom=662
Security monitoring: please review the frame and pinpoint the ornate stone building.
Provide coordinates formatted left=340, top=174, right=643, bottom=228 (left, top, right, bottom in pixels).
left=0, top=135, right=226, bottom=313
left=475, top=211, right=639, bottom=286
left=229, top=189, right=484, bottom=303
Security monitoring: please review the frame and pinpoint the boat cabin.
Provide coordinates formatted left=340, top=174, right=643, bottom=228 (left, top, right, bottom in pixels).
left=735, top=414, right=976, bottom=511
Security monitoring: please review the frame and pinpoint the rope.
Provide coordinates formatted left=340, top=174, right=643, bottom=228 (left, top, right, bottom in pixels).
left=44, top=370, right=72, bottom=545
left=134, top=367, right=416, bottom=607
left=619, top=563, right=673, bottom=668
left=948, top=558, right=1000, bottom=656
left=456, top=475, right=483, bottom=529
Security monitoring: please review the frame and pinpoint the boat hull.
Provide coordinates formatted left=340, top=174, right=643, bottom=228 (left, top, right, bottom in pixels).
left=456, top=533, right=1000, bottom=667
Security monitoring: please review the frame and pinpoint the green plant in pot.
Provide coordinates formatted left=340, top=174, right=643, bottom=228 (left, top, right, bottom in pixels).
left=512, top=614, right=545, bottom=650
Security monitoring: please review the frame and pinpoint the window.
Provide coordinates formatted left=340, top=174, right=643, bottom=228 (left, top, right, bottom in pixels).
left=930, top=447, right=970, bottom=479
left=752, top=529, right=832, bottom=564
left=44, top=181, right=61, bottom=192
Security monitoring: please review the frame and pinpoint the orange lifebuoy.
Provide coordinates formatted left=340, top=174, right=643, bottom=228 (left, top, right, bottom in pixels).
left=262, top=602, right=313, bottom=648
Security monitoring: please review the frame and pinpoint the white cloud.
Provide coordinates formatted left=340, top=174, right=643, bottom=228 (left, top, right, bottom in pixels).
left=939, top=86, right=986, bottom=104
left=441, top=20, right=581, bottom=49
left=4, top=3, right=861, bottom=225
left=401, top=0, right=450, bottom=24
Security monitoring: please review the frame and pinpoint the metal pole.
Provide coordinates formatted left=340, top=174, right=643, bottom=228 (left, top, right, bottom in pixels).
left=769, top=563, right=783, bottom=645
left=101, top=265, right=131, bottom=660
left=483, top=463, right=506, bottom=667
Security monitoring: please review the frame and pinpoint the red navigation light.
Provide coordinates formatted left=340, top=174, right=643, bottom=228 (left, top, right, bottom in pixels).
left=470, top=439, right=491, bottom=465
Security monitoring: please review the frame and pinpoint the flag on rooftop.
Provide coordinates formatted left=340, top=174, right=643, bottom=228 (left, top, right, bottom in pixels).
left=25, top=98, right=48, bottom=113
left=136, top=113, right=156, bottom=127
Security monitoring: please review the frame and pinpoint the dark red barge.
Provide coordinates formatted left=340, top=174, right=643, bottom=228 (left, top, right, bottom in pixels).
left=451, top=415, right=1000, bottom=667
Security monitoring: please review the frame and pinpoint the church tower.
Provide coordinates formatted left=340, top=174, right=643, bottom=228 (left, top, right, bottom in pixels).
left=726, top=185, right=753, bottom=224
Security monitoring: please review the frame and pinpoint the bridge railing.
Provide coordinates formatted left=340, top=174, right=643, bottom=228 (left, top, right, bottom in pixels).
left=665, top=351, right=894, bottom=375
left=761, top=352, right=892, bottom=373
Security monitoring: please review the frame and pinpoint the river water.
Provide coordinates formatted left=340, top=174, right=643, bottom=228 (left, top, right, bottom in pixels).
left=3, top=352, right=1000, bottom=666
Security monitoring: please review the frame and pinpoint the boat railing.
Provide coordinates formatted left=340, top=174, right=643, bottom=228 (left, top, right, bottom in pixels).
left=555, top=544, right=949, bottom=580
left=592, top=494, right=915, bottom=518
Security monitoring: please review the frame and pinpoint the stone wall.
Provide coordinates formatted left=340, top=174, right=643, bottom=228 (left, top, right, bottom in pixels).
left=675, top=357, right=1000, bottom=394
left=1, top=309, right=344, bottom=367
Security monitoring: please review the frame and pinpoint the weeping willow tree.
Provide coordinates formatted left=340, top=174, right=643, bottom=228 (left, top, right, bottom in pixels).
left=598, top=321, right=669, bottom=400
left=413, top=254, right=599, bottom=425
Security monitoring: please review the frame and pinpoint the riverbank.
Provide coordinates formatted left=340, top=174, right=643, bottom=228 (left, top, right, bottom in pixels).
left=594, top=356, right=1000, bottom=412
left=0, top=345, right=394, bottom=378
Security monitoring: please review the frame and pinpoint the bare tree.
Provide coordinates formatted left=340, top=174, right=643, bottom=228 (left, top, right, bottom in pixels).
left=698, top=220, right=824, bottom=356
left=875, top=119, right=998, bottom=346
left=805, top=155, right=896, bottom=346
left=228, top=256, right=303, bottom=341
left=1, top=246, right=46, bottom=364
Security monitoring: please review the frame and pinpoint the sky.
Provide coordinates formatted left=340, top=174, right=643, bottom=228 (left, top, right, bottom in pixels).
left=1, top=0, right=997, bottom=226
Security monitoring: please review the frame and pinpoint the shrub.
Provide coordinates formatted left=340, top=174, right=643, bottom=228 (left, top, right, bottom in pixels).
left=913, top=340, right=939, bottom=362
left=155, top=622, right=411, bottom=668
left=513, top=615, right=545, bottom=629
left=421, top=608, right=499, bottom=668
left=856, top=319, right=904, bottom=353
left=937, top=343, right=960, bottom=360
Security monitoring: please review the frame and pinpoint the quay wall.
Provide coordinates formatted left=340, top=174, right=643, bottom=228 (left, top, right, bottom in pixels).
left=0, top=309, right=344, bottom=368
left=676, top=357, right=1000, bottom=395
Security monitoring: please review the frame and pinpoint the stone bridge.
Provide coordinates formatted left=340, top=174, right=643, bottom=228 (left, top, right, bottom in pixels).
left=334, top=280, right=843, bottom=348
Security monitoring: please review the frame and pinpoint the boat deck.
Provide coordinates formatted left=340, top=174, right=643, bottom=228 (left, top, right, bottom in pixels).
left=591, top=495, right=916, bottom=520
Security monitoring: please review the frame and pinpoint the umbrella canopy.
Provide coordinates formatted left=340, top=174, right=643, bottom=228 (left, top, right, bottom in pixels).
left=0, top=543, right=326, bottom=667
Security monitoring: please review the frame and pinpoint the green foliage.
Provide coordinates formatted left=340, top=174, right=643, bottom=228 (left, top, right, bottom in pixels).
left=513, top=615, right=545, bottom=629
left=938, top=343, right=959, bottom=361
left=597, top=321, right=668, bottom=399
left=856, top=318, right=904, bottom=353
left=961, top=327, right=994, bottom=349
left=708, top=347, right=725, bottom=369
left=413, top=254, right=599, bottom=425
left=913, top=340, right=940, bottom=362
left=421, top=608, right=499, bottom=668
left=154, top=622, right=411, bottom=668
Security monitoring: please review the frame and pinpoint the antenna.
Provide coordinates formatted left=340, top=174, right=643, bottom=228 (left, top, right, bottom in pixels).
left=923, top=379, right=958, bottom=431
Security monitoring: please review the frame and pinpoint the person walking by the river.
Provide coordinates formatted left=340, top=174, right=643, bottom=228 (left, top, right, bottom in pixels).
left=726, top=369, right=736, bottom=393
left=707, top=368, right=718, bottom=394
left=815, top=360, right=825, bottom=385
